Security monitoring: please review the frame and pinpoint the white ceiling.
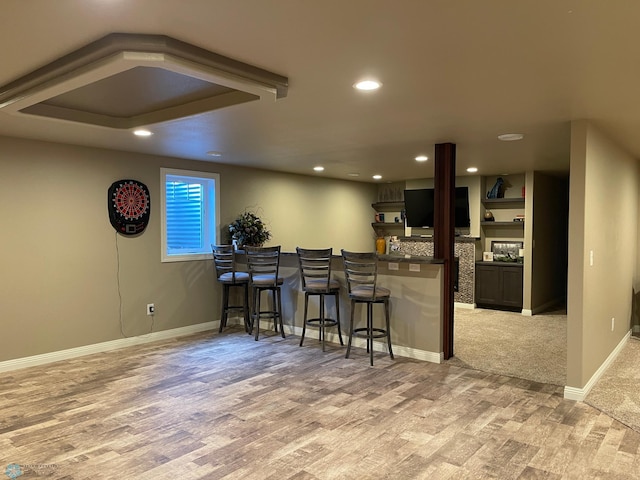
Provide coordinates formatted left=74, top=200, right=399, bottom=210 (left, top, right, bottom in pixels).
left=2, top=0, right=639, bottom=182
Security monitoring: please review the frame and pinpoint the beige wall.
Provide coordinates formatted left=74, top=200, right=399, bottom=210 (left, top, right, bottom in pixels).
left=567, top=121, right=639, bottom=388
left=529, top=172, right=569, bottom=312
left=0, top=136, right=376, bottom=362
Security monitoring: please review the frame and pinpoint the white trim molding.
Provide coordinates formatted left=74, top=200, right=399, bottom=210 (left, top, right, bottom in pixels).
left=454, top=302, right=475, bottom=310
left=0, top=322, right=217, bottom=374
left=0, top=316, right=444, bottom=374
left=289, top=325, right=442, bottom=364
left=564, top=329, right=631, bottom=401
left=527, top=298, right=565, bottom=316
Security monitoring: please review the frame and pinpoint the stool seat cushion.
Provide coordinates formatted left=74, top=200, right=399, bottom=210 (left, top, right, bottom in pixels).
left=350, top=285, right=390, bottom=300
left=218, top=272, right=249, bottom=283
left=304, top=278, right=340, bottom=292
left=252, top=274, right=284, bottom=286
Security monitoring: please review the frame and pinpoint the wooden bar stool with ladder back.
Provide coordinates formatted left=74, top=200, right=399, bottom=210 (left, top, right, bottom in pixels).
left=296, top=247, right=344, bottom=352
left=341, top=250, right=394, bottom=366
left=245, top=245, right=285, bottom=341
left=211, top=245, right=251, bottom=334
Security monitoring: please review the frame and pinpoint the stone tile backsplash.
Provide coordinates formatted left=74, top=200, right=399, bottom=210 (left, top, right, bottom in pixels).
left=397, top=238, right=475, bottom=304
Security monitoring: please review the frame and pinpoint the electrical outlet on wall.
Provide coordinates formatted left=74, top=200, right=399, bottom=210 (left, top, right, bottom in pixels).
left=147, top=303, right=155, bottom=316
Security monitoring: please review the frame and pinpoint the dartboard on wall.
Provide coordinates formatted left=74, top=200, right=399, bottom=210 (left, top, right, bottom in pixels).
left=108, top=179, right=151, bottom=235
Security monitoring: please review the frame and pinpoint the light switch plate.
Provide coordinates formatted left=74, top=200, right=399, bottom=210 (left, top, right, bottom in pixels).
left=409, top=263, right=420, bottom=272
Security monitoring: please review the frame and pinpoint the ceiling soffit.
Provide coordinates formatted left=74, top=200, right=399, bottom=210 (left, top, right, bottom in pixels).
left=0, top=33, right=288, bottom=129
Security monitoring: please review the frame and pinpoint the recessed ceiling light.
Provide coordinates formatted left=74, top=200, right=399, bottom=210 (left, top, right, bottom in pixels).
left=313, top=166, right=325, bottom=172
left=415, top=155, right=428, bottom=162
left=372, top=174, right=382, bottom=180
left=133, top=129, right=153, bottom=137
left=498, top=133, right=524, bottom=141
left=354, top=80, right=382, bottom=91
left=206, top=151, right=222, bottom=157
left=466, top=167, right=478, bottom=173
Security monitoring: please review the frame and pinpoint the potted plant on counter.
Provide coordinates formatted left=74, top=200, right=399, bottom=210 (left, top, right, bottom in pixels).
left=228, top=211, right=271, bottom=248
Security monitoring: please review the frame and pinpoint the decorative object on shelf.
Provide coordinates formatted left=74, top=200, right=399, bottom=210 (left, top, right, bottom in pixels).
left=376, top=237, right=386, bottom=254
left=491, top=241, right=523, bottom=263
left=487, top=177, right=505, bottom=199
left=513, top=214, right=525, bottom=222
left=228, top=210, right=271, bottom=248
left=482, top=252, right=494, bottom=262
left=389, top=236, right=401, bottom=252
left=483, top=210, right=495, bottom=221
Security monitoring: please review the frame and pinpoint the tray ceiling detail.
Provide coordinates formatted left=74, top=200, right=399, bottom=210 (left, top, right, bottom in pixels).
left=0, top=33, right=288, bottom=129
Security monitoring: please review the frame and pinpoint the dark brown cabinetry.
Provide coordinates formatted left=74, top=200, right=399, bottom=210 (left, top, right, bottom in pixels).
left=475, top=262, right=523, bottom=310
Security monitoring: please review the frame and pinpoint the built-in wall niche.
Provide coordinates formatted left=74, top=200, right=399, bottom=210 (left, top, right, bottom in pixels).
left=376, top=181, right=405, bottom=203
left=482, top=174, right=525, bottom=203
left=480, top=173, right=526, bottom=254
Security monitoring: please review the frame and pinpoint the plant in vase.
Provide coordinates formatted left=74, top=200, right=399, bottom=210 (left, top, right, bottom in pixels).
left=228, top=211, right=271, bottom=248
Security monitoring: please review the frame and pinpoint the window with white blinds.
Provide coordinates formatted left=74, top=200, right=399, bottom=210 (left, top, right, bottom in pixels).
left=160, top=168, right=220, bottom=262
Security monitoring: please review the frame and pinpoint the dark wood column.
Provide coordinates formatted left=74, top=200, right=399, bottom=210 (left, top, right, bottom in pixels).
left=433, top=143, right=455, bottom=359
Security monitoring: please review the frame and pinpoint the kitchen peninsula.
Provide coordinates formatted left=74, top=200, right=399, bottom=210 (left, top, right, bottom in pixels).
left=266, top=252, right=446, bottom=364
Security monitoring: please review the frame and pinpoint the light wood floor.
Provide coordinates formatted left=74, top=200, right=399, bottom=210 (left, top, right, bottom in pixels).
left=1, top=327, right=639, bottom=479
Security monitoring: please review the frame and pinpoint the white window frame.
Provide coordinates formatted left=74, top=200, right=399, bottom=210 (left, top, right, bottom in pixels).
left=160, top=167, right=220, bottom=262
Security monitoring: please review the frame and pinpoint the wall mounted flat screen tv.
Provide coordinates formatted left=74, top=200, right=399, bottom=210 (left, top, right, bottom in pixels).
left=404, top=187, right=470, bottom=228
left=404, top=188, right=434, bottom=228
left=454, top=186, right=470, bottom=228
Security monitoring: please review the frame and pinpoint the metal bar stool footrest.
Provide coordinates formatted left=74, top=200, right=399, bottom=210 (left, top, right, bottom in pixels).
left=352, top=327, right=389, bottom=339
left=305, top=317, right=340, bottom=328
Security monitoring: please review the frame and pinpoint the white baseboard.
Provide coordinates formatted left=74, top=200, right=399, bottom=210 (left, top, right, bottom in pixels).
left=1, top=315, right=442, bottom=374
left=564, top=329, right=631, bottom=401
left=523, top=297, right=565, bottom=316
left=454, top=302, right=475, bottom=310
left=0, top=321, right=218, bottom=374
left=291, top=325, right=442, bottom=363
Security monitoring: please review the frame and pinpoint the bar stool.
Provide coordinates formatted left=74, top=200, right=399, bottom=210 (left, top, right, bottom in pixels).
left=296, top=247, right=344, bottom=352
left=246, top=245, right=285, bottom=341
left=341, top=250, right=394, bottom=366
left=211, top=245, right=251, bottom=333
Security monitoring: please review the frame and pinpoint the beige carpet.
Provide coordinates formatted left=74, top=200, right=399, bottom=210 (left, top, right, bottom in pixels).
left=448, top=307, right=640, bottom=433
left=586, top=337, right=640, bottom=433
left=447, top=307, right=567, bottom=386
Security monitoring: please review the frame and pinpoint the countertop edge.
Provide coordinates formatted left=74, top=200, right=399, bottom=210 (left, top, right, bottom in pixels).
left=378, top=254, right=444, bottom=264
left=475, top=261, right=523, bottom=267
left=277, top=252, right=443, bottom=264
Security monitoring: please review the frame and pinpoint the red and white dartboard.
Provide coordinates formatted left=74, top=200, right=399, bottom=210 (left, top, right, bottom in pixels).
left=108, top=179, right=151, bottom=235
